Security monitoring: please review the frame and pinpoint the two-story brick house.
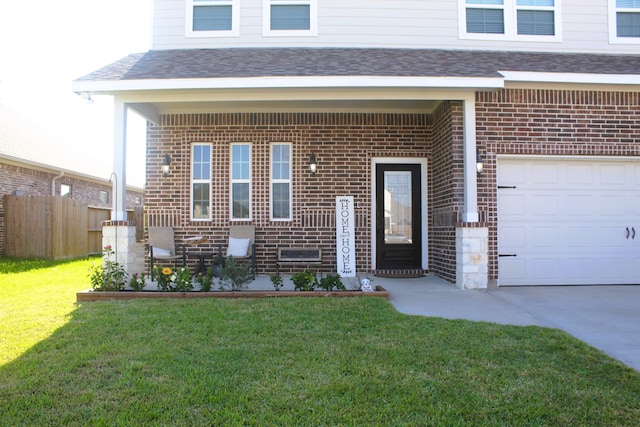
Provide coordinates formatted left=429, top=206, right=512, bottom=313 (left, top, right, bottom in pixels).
left=73, top=0, right=640, bottom=288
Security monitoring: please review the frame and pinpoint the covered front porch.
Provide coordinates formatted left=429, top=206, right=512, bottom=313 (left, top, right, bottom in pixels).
left=73, top=50, right=495, bottom=290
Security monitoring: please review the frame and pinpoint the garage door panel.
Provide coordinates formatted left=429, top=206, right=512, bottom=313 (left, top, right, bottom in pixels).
left=566, top=226, right=596, bottom=248
left=566, top=164, right=594, bottom=185
left=500, top=194, right=527, bottom=216
left=532, top=226, right=559, bottom=248
left=563, top=259, right=595, bottom=280
left=532, top=195, right=559, bottom=215
left=532, top=163, right=559, bottom=185
left=498, top=225, right=525, bottom=248
left=566, top=195, right=594, bottom=216
left=498, top=158, right=640, bottom=286
left=600, top=195, right=628, bottom=217
left=531, top=258, right=559, bottom=280
left=600, top=164, right=626, bottom=185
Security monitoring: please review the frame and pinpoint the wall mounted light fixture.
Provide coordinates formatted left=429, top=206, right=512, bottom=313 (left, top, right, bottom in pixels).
left=309, top=153, right=317, bottom=175
left=476, top=150, right=484, bottom=176
left=162, top=154, right=171, bottom=177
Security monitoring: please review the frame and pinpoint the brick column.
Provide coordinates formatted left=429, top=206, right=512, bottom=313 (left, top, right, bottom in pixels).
left=455, top=225, right=488, bottom=289
left=102, top=220, right=142, bottom=275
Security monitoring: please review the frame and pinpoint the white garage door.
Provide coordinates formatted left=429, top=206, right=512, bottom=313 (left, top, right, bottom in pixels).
left=498, top=157, right=640, bottom=286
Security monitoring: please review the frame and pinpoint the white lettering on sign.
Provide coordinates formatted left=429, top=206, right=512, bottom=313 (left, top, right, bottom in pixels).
left=336, top=196, right=356, bottom=277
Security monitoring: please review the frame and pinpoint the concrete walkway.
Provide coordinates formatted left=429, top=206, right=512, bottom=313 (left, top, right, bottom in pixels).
left=379, top=274, right=640, bottom=372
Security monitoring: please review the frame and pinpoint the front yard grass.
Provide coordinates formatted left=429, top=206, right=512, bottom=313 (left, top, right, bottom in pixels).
left=1, top=256, right=639, bottom=425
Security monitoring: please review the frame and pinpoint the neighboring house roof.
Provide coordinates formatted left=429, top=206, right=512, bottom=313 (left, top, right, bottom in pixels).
left=0, top=103, right=141, bottom=190
left=75, top=48, right=640, bottom=82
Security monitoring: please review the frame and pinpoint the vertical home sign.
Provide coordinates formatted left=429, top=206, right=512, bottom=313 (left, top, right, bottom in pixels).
left=336, top=196, right=356, bottom=277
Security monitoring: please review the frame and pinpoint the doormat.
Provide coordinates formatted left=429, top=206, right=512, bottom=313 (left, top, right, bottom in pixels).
left=374, top=269, right=425, bottom=278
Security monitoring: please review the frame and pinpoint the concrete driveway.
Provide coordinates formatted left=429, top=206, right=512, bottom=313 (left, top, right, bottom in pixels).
left=380, top=274, right=640, bottom=372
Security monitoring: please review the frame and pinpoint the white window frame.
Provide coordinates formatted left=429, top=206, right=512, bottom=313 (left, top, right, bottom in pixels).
left=230, top=143, right=252, bottom=221
left=191, top=143, right=212, bottom=221
left=61, top=184, right=71, bottom=198
left=609, top=0, right=640, bottom=44
left=263, top=0, right=318, bottom=37
left=458, top=0, right=562, bottom=42
left=186, top=0, right=240, bottom=38
left=270, top=143, right=293, bottom=221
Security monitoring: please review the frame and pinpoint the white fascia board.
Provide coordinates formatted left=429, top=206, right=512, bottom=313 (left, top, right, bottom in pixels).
left=72, top=75, right=504, bottom=94
left=499, top=71, right=640, bottom=86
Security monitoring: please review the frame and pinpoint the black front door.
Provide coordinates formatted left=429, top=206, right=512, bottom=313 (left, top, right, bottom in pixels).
left=376, top=164, right=422, bottom=270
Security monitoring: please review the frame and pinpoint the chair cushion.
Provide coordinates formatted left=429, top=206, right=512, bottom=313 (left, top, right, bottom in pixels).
left=152, top=247, right=172, bottom=257
left=227, top=237, right=250, bottom=257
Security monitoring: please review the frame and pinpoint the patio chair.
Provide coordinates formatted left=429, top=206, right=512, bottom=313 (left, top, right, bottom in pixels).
left=217, top=224, right=257, bottom=277
left=148, top=227, right=186, bottom=279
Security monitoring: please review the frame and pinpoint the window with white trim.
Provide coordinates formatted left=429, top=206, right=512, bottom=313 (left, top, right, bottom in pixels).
left=610, top=0, right=640, bottom=42
left=61, top=184, right=71, bottom=198
left=186, top=0, right=239, bottom=37
left=264, top=0, right=317, bottom=36
left=460, top=0, right=560, bottom=41
left=270, top=143, right=292, bottom=220
left=191, top=143, right=212, bottom=221
left=230, top=143, right=251, bottom=220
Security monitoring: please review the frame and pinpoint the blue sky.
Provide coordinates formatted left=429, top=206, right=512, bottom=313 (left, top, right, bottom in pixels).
left=0, top=0, right=152, bottom=187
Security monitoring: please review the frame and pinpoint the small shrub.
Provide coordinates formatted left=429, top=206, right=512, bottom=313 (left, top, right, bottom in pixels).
left=195, top=266, right=216, bottom=292
left=318, top=274, right=345, bottom=291
left=88, top=246, right=127, bottom=291
left=219, top=256, right=253, bottom=291
left=269, top=273, right=284, bottom=291
left=291, top=270, right=317, bottom=291
left=129, top=273, right=146, bottom=291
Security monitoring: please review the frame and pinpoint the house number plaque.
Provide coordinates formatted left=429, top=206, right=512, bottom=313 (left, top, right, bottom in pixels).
left=336, top=196, right=356, bottom=277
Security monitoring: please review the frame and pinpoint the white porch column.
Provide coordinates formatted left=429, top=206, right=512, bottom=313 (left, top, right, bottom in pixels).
left=462, top=96, right=479, bottom=223
left=112, top=97, right=128, bottom=221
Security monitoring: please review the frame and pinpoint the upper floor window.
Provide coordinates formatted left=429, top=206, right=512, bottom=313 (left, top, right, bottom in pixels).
left=264, top=0, right=318, bottom=36
left=270, top=143, right=292, bottom=220
left=230, top=143, right=252, bottom=220
left=460, top=0, right=560, bottom=41
left=100, top=191, right=109, bottom=204
left=186, top=0, right=239, bottom=38
left=191, top=143, right=212, bottom=221
left=610, top=0, right=640, bottom=43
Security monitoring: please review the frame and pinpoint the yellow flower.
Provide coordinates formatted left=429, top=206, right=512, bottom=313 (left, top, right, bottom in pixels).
left=162, top=267, right=172, bottom=276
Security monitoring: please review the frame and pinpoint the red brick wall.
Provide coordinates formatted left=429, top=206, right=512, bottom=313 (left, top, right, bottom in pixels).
left=429, top=101, right=465, bottom=283
left=476, top=89, right=640, bottom=281
left=146, top=112, right=448, bottom=275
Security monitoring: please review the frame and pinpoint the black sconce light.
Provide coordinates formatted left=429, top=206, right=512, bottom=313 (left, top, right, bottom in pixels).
left=309, top=153, right=317, bottom=175
left=476, top=150, right=484, bottom=176
left=162, top=154, right=171, bottom=177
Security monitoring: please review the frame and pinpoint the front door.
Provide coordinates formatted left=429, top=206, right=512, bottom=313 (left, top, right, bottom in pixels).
left=376, top=164, right=422, bottom=269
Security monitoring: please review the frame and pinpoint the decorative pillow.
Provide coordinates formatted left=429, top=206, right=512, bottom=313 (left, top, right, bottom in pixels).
left=152, top=247, right=172, bottom=257
left=227, top=237, right=250, bottom=257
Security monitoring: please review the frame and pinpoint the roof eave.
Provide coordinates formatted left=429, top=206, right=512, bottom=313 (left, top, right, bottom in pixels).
left=72, top=75, right=505, bottom=95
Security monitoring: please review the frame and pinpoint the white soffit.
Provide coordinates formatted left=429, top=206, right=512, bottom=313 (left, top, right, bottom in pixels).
left=499, top=71, right=640, bottom=87
left=72, top=75, right=504, bottom=95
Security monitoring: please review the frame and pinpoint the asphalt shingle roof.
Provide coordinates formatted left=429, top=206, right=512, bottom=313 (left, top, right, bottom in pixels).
left=75, top=48, right=640, bottom=82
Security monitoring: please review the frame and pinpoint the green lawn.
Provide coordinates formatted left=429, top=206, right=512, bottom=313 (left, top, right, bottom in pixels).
left=1, top=257, right=640, bottom=426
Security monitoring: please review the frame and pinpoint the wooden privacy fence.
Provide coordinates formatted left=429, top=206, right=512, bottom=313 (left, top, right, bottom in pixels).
left=4, top=195, right=143, bottom=260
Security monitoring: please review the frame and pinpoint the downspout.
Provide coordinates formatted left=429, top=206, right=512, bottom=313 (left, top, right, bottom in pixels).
left=51, top=171, right=64, bottom=196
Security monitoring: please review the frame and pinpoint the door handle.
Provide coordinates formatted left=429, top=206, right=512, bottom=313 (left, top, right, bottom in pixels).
left=626, top=227, right=630, bottom=239
left=633, top=227, right=636, bottom=240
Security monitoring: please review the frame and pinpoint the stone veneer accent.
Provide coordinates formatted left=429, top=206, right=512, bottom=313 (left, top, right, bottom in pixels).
left=101, top=221, right=144, bottom=275
left=455, top=226, right=488, bottom=289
